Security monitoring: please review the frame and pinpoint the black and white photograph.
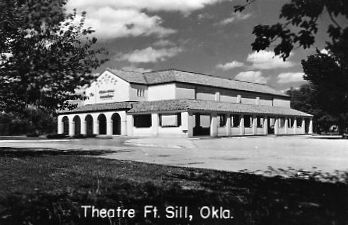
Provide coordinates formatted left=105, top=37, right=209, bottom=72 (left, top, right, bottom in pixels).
left=0, top=0, right=347, bottom=224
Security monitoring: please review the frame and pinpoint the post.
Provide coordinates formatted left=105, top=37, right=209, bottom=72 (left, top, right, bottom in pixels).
left=284, top=117, right=288, bottom=134
left=93, top=115, right=99, bottom=135
left=239, top=115, right=245, bottom=135
left=69, top=119, right=75, bottom=137
left=152, top=113, right=159, bottom=136
left=81, top=116, right=87, bottom=135
left=301, top=118, right=305, bottom=134
left=226, top=114, right=231, bottom=136
left=263, top=116, right=268, bottom=135
left=274, top=118, right=279, bottom=135
left=188, top=113, right=194, bottom=137
left=57, top=115, right=64, bottom=134
left=210, top=113, right=218, bottom=137
left=293, top=118, right=297, bottom=135
left=309, top=118, right=313, bottom=135
left=106, top=115, right=113, bottom=136
left=126, top=115, right=134, bottom=136
left=252, top=115, right=257, bottom=135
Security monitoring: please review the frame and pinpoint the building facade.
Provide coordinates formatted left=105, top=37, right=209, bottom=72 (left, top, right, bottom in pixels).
left=57, top=69, right=313, bottom=137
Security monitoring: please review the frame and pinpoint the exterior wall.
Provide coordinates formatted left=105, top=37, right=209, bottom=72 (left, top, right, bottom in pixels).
left=273, top=98, right=291, bottom=108
left=176, top=83, right=283, bottom=107
left=195, top=86, right=216, bottom=101
left=147, top=83, right=176, bottom=101
left=84, top=71, right=130, bottom=104
left=175, top=83, right=195, bottom=99
left=129, top=84, right=148, bottom=101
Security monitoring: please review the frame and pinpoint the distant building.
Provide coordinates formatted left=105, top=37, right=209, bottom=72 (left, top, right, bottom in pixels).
left=57, top=69, right=313, bottom=137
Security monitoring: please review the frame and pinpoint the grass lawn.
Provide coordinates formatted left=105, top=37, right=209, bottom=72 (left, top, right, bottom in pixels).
left=0, top=147, right=347, bottom=225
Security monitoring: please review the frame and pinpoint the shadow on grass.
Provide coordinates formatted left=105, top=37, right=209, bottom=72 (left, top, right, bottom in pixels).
left=0, top=155, right=347, bottom=225
left=0, top=147, right=115, bottom=157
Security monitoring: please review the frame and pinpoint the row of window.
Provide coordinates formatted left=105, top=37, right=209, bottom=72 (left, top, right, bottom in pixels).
left=133, top=114, right=304, bottom=129
left=218, top=115, right=303, bottom=128
left=133, top=113, right=181, bottom=128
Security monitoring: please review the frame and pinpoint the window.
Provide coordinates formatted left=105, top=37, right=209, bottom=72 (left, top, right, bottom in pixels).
left=133, top=114, right=151, bottom=128
left=257, top=116, right=263, bottom=128
left=231, top=114, right=240, bottom=127
left=288, top=118, right=295, bottom=128
left=279, top=118, right=285, bottom=128
left=136, top=88, right=145, bottom=97
left=244, top=115, right=252, bottom=128
left=160, top=114, right=181, bottom=127
left=236, top=95, right=242, bottom=103
left=296, top=118, right=302, bottom=128
left=218, top=114, right=227, bottom=127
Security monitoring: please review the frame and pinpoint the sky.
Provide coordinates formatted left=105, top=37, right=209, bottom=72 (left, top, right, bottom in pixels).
left=66, top=0, right=332, bottom=91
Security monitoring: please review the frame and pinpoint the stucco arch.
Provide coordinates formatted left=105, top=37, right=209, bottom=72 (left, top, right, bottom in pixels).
left=73, top=115, right=81, bottom=135
left=85, top=114, right=93, bottom=136
left=98, top=114, right=107, bottom=135
left=111, top=113, right=121, bottom=135
left=62, top=116, right=69, bottom=135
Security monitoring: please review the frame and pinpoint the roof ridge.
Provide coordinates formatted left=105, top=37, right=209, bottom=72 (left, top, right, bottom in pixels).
left=145, top=68, right=271, bottom=87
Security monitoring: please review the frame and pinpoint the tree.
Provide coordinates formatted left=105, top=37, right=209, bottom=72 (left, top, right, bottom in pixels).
left=286, top=84, right=339, bottom=134
left=0, top=0, right=108, bottom=115
left=236, top=0, right=348, bottom=134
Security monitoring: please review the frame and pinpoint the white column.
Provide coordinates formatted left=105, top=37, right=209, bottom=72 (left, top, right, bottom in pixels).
left=309, top=118, right=313, bottom=135
left=239, top=115, right=245, bottom=135
left=293, top=118, right=297, bottom=135
left=301, top=118, right=306, bottom=134
left=68, top=117, right=75, bottom=137
left=126, top=115, right=134, bottom=136
left=226, top=114, right=231, bottom=136
left=92, top=114, right=99, bottom=135
left=151, top=113, right=159, bottom=136
left=210, top=113, right=218, bottom=137
left=284, top=117, right=288, bottom=134
left=263, top=116, right=268, bottom=135
left=188, top=112, right=194, bottom=138
left=57, top=115, right=64, bottom=134
left=106, top=115, right=113, bottom=136
left=252, top=115, right=257, bottom=135
left=274, top=118, right=279, bottom=135
left=80, top=115, right=86, bottom=135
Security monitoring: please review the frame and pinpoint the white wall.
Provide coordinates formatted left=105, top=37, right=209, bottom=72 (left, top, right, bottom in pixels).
left=84, top=71, right=130, bottom=104
left=273, top=98, right=291, bottom=108
left=175, top=83, right=195, bottom=99
left=147, top=83, right=176, bottom=101
left=129, top=84, right=148, bottom=101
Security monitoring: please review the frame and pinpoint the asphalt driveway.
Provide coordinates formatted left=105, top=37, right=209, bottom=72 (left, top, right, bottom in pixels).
left=1, top=135, right=347, bottom=174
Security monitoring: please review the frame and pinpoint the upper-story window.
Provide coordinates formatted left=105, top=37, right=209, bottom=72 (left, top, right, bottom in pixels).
left=137, top=88, right=145, bottom=97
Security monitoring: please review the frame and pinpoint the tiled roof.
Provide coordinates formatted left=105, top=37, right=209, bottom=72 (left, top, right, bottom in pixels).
left=59, top=102, right=133, bottom=114
left=128, top=99, right=313, bottom=117
left=105, top=68, right=288, bottom=97
left=106, top=68, right=146, bottom=84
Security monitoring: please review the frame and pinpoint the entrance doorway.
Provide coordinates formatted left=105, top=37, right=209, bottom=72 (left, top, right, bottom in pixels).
left=193, top=114, right=211, bottom=136
left=268, top=117, right=275, bottom=134
left=112, top=113, right=121, bottom=135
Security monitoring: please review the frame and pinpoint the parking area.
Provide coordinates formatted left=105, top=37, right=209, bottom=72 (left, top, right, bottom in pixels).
left=1, top=135, right=347, bottom=173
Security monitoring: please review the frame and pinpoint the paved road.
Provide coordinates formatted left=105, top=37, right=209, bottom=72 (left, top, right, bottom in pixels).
left=1, top=135, right=347, bottom=174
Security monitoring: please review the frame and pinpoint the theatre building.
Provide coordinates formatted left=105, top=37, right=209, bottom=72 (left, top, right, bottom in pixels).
left=57, top=69, right=313, bottom=138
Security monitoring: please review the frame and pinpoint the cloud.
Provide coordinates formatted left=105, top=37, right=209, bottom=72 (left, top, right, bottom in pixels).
left=122, top=66, right=151, bottom=73
left=67, top=0, right=232, bottom=13
left=219, top=12, right=251, bottom=25
left=277, top=72, right=304, bottom=84
left=153, top=39, right=175, bottom=47
left=78, top=8, right=175, bottom=39
left=234, top=71, right=268, bottom=84
left=247, top=50, right=294, bottom=70
left=119, top=46, right=183, bottom=63
left=216, top=60, right=244, bottom=70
